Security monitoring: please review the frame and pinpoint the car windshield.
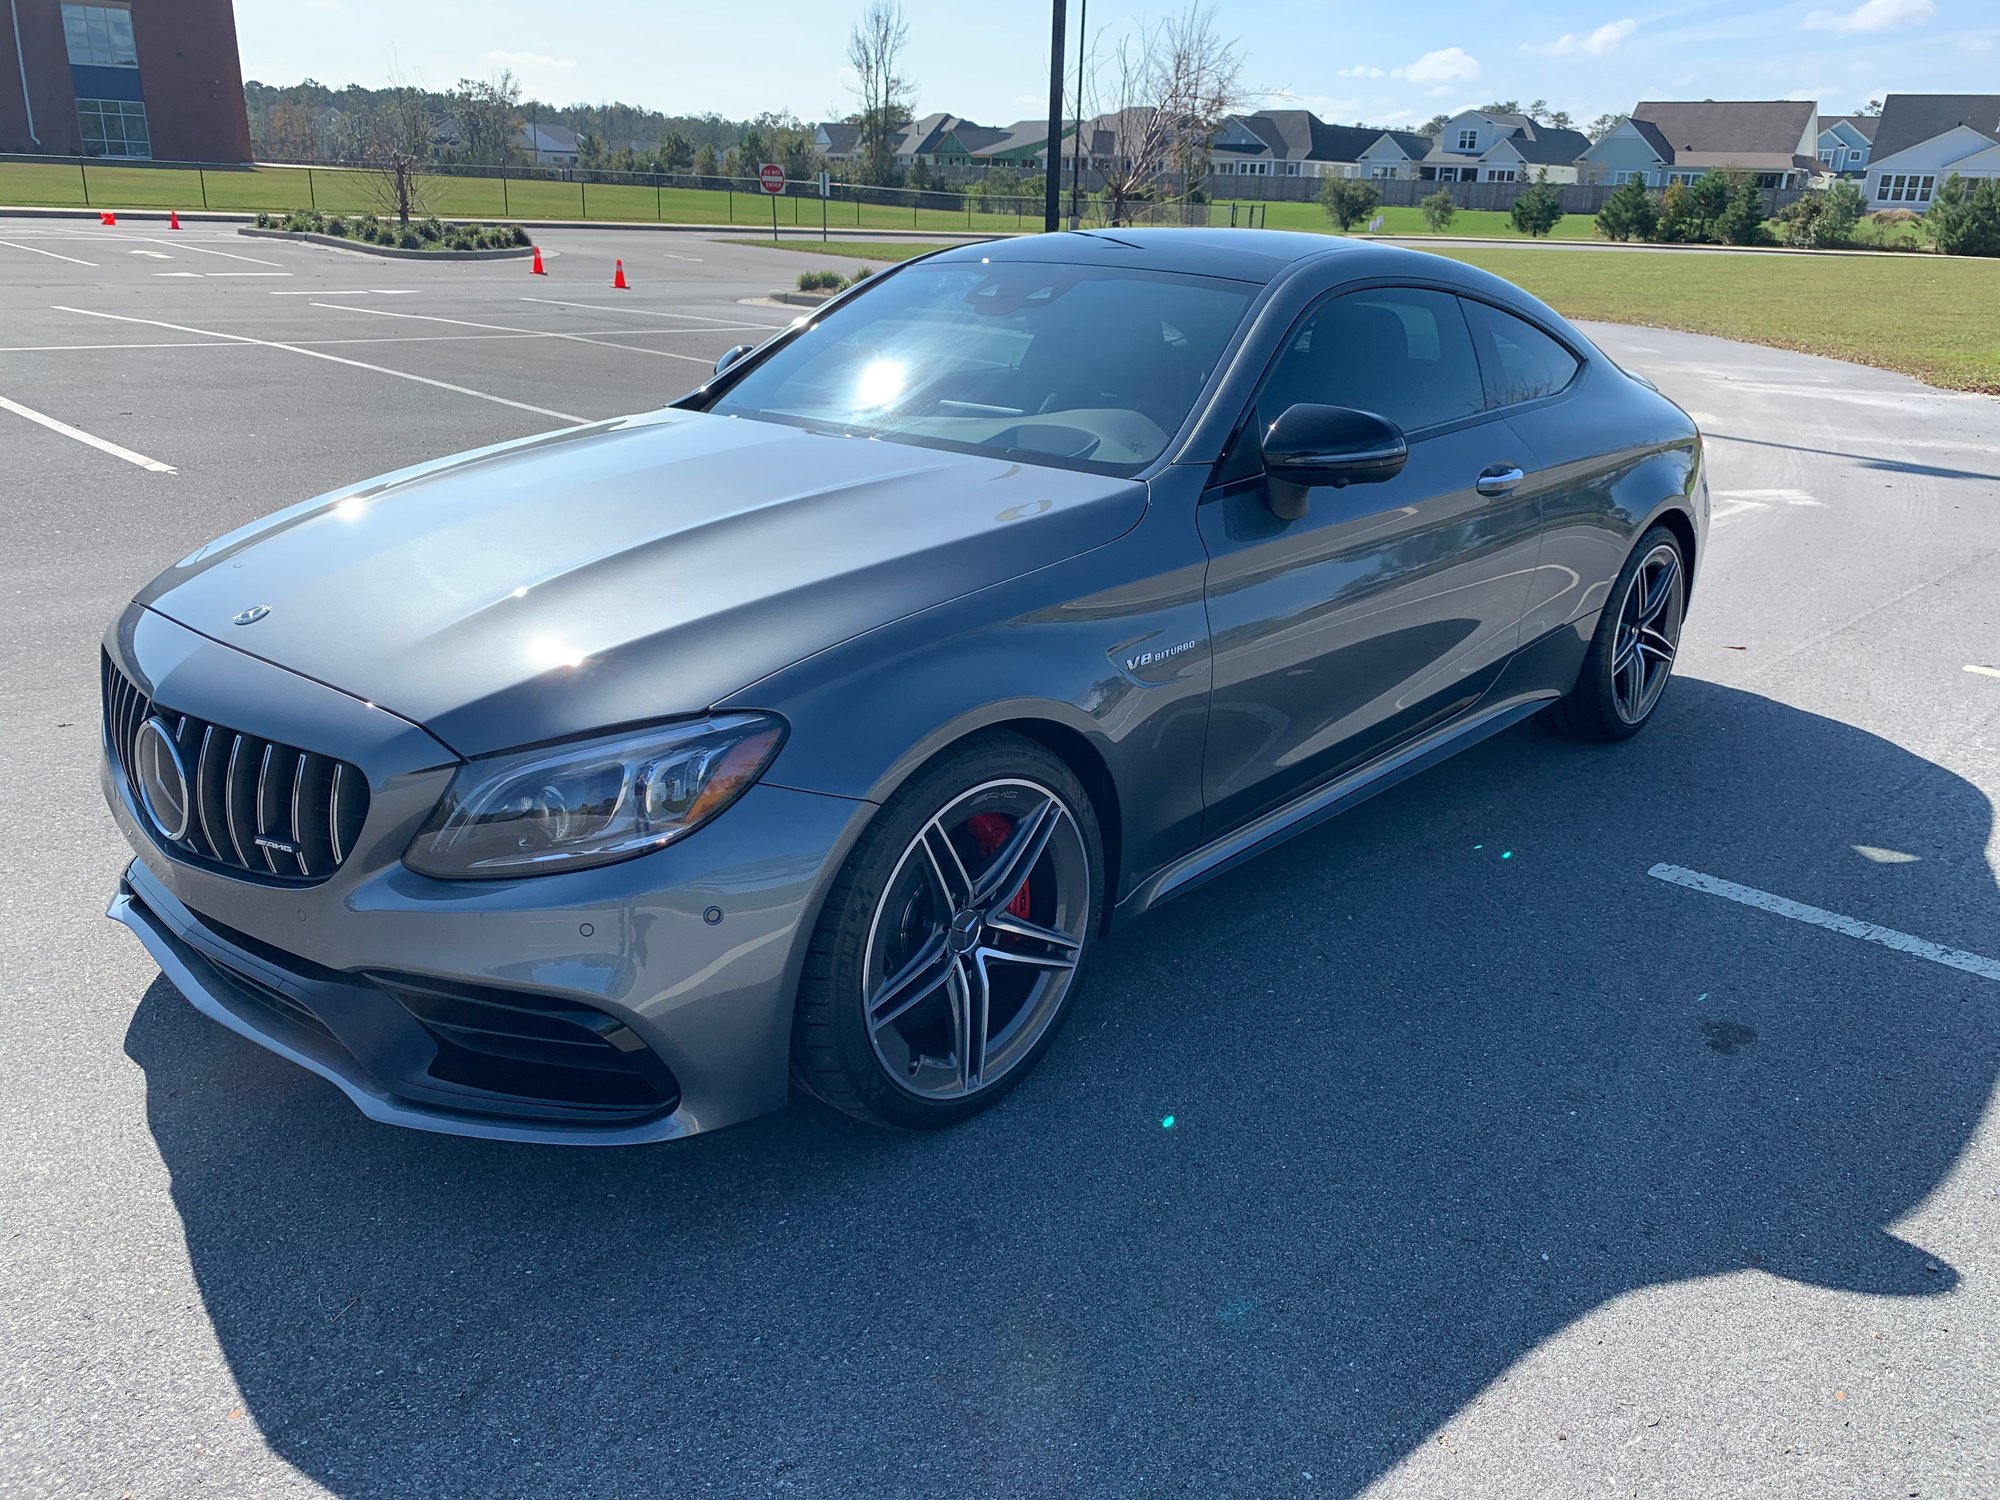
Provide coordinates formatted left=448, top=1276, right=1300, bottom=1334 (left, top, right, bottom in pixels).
left=707, top=260, right=1255, bottom=476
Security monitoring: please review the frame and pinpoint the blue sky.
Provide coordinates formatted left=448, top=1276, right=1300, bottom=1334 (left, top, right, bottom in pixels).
left=238, top=0, right=2000, bottom=129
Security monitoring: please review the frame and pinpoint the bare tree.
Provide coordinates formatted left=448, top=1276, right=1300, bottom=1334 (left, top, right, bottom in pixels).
left=1092, top=6, right=1248, bottom=226
left=846, top=1, right=912, bottom=186
left=364, top=82, right=436, bottom=225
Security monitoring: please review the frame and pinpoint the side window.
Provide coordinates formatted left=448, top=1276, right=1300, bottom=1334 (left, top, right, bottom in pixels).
left=1462, top=298, right=1581, bottom=408
left=1257, top=287, right=1484, bottom=437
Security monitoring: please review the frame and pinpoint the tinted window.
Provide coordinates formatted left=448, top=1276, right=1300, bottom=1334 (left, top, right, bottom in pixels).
left=1258, top=288, right=1483, bottom=435
left=709, top=262, right=1253, bottom=476
left=1462, top=299, right=1580, bottom=408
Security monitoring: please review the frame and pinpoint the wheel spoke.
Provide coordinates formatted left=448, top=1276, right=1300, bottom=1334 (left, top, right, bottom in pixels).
left=1639, top=557, right=1679, bottom=625
left=972, top=797, right=1062, bottom=913
left=948, top=957, right=989, bottom=1091
left=976, top=943, right=1078, bottom=975
left=918, top=819, right=974, bottom=909
left=867, top=930, right=953, bottom=1033
left=983, top=910, right=1083, bottom=957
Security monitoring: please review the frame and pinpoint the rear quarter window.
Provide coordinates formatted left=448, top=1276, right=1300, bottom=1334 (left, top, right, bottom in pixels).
left=1462, top=299, right=1582, bottom=409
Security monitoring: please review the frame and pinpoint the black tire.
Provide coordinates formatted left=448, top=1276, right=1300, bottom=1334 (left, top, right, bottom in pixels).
left=1545, top=522, right=1687, bottom=742
left=792, top=731, right=1105, bottom=1130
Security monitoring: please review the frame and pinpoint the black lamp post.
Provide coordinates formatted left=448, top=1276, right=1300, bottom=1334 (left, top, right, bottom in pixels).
left=1043, top=0, right=1066, bottom=232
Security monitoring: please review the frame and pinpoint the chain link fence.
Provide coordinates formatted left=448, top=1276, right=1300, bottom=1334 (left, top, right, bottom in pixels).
left=0, top=153, right=1250, bottom=233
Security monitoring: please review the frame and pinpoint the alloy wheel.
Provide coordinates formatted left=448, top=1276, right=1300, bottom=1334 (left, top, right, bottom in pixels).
left=862, top=778, right=1091, bottom=1101
left=1611, top=542, right=1684, bottom=724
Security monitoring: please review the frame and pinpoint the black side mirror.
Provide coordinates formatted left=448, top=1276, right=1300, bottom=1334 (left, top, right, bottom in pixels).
left=713, top=344, right=755, bottom=377
left=1261, top=403, right=1409, bottom=520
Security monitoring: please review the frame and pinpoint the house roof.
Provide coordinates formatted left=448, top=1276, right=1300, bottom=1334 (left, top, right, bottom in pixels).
left=1870, top=94, right=2000, bottom=161
left=1218, top=111, right=1410, bottom=164
left=969, top=120, right=1054, bottom=159
left=1510, top=126, right=1591, bottom=166
left=1627, top=118, right=1674, bottom=160
left=516, top=123, right=578, bottom=153
left=1362, top=129, right=1432, bottom=159
left=1819, top=113, right=1881, bottom=142
left=1631, top=99, right=1817, bottom=159
left=815, top=121, right=861, bottom=154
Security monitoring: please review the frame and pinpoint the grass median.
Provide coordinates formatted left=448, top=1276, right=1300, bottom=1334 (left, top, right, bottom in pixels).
left=742, top=237, right=2000, bottom=394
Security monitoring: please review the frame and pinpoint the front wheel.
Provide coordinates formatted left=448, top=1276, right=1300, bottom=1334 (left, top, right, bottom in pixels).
left=793, top=733, right=1104, bottom=1130
left=1545, top=523, right=1686, bottom=741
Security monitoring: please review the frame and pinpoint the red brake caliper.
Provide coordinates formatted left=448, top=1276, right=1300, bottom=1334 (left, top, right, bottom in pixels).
left=964, top=813, right=1033, bottom=920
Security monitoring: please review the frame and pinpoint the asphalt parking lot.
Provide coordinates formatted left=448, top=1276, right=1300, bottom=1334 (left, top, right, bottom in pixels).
left=1, top=216, right=1996, bottom=1500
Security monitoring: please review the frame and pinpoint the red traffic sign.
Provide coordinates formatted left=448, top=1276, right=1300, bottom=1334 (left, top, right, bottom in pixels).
left=759, top=163, right=785, bottom=195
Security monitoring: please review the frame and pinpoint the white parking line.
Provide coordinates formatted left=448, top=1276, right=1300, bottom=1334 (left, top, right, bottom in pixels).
left=0, top=238, right=96, bottom=266
left=133, top=237, right=283, bottom=266
left=520, top=296, right=786, bottom=327
left=0, top=393, right=174, bottom=473
left=1648, top=863, right=2000, bottom=983
left=53, top=306, right=586, bottom=425
left=1965, top=664, right=2000, bottom=680
left=308, top=301, right=715, bottom=364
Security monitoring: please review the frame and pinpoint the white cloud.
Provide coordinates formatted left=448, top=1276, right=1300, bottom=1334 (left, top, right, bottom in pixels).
left=1392, top=48, right=1481, bottom=88
left=1802, top=0, right=1935, bottom=35
left=1525, top=20, right=1637, bottom=57
left=485, top=50, right=577, bottom=71
left=1336, top=64, right=1387, bottom=78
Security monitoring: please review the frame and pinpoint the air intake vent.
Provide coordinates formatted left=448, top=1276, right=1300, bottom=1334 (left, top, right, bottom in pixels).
left=103, top=653, right=369, bottom=884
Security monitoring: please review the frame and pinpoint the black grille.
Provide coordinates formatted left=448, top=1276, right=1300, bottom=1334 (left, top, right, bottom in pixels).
left=103, top=653, right=369, bottom=885
left=372, top=973, right=682, bottom=1117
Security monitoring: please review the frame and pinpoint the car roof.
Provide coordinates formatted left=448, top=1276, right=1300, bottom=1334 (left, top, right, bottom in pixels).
left=928, top=227, right=1422, bottom=285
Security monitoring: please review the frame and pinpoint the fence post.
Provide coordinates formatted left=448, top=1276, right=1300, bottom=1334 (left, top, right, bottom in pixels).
left=79, top=160, right=89, bottom=206
left=199, top=167, right=209, bottom=210
left=580, top=178, right=588, bottom=219
left=502, top=169, right=509, bottom=218
left=727, top=183, right=733, bottom=223
left=307, top=166, right=316, bottom=210
left=655, top=173, right=661, bottom=220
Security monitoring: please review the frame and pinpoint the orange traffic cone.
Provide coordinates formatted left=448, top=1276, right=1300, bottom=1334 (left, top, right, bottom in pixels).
left=530, top=245, right=546, bottom=275
left=169, top=210, right=181, bottom=230
left=99, top=210, right=116, bottom=226
left=612, top=259, right=628, bottom=289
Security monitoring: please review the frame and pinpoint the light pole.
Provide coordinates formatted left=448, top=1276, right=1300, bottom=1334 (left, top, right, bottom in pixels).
left=1067, top=0, right=1087, bottom=227
left=1043, top=0, right=1066, bottom=233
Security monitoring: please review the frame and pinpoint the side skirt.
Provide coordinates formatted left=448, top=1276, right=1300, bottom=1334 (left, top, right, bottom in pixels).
left=1113, top=689, right=1559, bottom=921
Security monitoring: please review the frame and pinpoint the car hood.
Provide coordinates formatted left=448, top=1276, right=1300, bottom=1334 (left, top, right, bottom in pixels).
left=139, top=410, right=1147, bottom=756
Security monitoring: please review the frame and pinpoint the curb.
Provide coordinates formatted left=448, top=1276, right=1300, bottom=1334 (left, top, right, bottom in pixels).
left=0, top=203, right=1005, bottom=238
left=768, top=289, right=838, bottom=307
left=237, top=227, right=535, bottom=260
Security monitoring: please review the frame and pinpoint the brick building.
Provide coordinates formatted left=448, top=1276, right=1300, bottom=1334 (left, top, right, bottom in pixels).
left=2, top=0, right=251, bottom=161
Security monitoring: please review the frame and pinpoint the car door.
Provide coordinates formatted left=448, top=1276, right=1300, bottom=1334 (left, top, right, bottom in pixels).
left=1196, top=285, right=1545, bottom=837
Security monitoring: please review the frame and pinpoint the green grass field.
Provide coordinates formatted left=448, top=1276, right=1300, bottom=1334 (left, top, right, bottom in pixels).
left=0, top=160, right=1051, bottom=234
left=755, top=238, right=2000, bottom=393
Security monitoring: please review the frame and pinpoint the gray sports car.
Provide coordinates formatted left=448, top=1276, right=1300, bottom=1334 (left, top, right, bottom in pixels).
left=101, top=229, right=1705, bottom=1144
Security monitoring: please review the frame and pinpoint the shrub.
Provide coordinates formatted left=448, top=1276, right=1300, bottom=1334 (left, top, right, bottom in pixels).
left=1715, top=179, right=1769, bottom=246
left=1509, top=172, right=1565, bottom=237
left=1823, top=181, right=1865, bottom=244
left=1595, top=175, right=1657, bottom=242
left=846, top=267, right=871, bottom=286
left=1925, top=173, right=2000, bottom=257
left=323, top=215, right=347, bottom=237
left=1317, top=176, right=1380, bottom=232
left=396, top=229, right=421, bottom=250
left=796, top=269, right=845, bottom=291
left=1419, top=188, right=1457, bottom=232
left=508, top=224, right=531, bottom=246
left=1654, top=180, right=1698, bottom=242
left=1685, top=170, right=1734, bottom=241
left=253, top=210, right=276, bottom=229
left=416, top=215, right=444, bottom=243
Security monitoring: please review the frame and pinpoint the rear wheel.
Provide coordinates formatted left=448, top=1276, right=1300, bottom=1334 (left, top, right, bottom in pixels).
left=793, top=734, right=1103, bottom=1129
left=1546, top=523, right=1686, bottom=741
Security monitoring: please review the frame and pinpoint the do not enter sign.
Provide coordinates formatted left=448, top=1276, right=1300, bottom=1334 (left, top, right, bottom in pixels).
left=759, top=163, right=785, bottom=195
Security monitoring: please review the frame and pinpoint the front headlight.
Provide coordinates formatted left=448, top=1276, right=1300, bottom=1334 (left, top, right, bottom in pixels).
left=404, top=714, right=786, bottom=879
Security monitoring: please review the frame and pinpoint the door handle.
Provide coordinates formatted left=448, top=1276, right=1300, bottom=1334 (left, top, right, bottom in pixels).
left=1476, top=466, right=1525, bottom=497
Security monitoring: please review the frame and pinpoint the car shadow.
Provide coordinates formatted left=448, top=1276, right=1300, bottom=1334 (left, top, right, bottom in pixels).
left=124, top=678, right=1998, bottom=1498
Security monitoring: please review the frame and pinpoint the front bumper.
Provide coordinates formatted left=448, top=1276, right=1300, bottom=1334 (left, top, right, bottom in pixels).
left=103, top=606, right=873, bottom=1145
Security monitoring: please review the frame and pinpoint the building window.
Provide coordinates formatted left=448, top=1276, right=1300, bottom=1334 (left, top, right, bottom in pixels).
left=1283, top=162, right=1299, bottom=176
left=1456, top=129, right=1478, bottom=150
left=62, top=3, right=137, bottom=67
left=1878, top=173, right=1936, bottom=204
left=76, top=97, right=150, bottom=158
left=1485, top=168, right=1516, bottom=182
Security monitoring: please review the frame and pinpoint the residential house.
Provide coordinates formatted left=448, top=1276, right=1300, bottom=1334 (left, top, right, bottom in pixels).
left=1208, top=110, right=1406, bottom=181
left=1862, top=93, right=2000, bottom=209
left=1816, top=114, right=1876, bottom=177
left=515, top=122, right=578, bottom=166
left=812, top=121, right=860, bottom=162
left=1416, top=109, right=1589, bottom=183
left=812, top=113, right=1066, bottom=173
left=1579, top=100, right=1821, bottom=188
left=1354, top=128, right=1433, bottom=180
